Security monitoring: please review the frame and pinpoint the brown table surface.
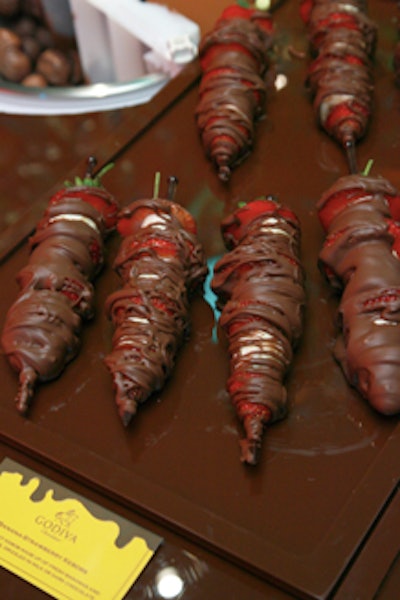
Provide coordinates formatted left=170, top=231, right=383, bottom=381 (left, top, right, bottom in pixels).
left=0, top=1, right=399, bottom=599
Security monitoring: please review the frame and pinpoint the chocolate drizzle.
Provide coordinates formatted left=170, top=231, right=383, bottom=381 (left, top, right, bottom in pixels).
left=212, top=199, right=306, bottom=465
left=104, top=197, right=207, bottom=426
left=195, top=9, right=274, bottom=182
left=303, top=0, right=377, bottom=156
left=1, top=164, right=118, bottom=415
left=317, top=174, right=400, bottom=415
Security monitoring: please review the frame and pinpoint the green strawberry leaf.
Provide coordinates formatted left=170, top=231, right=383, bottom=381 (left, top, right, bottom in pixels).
left=64, top=157, right=114, bottom=188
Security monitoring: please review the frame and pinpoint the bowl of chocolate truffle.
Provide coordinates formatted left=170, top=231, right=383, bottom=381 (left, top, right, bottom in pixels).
left=0, top=0, right=200, bottom=114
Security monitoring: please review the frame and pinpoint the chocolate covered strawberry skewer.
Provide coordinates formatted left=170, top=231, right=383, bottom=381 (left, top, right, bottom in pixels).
left=211, top=198, right=306, bottom=465
left=104, top=176, right=207, bottom=426
left=195, top=3, right=275, bottom=182
left=302, top=0, right=377, bottom=173
left=1, top=157, right=119, bottom=414
left=318, top=171, right=400, bottom=415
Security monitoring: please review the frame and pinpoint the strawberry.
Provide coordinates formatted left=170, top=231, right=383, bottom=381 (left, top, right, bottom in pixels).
left=318, top=13, right=359, bottom=30
left=218, top=3, right=274, bottom=33
left=387, top=220, right=400, bottom=258
left=118, top=201, right=197, bottom=238
left=117, top=206, right=156, bottom=237
left=323, top=101, right=368, bottom=138
left=221, top=198, right=299, bottom=246
left=251, top=14, right=274, bottom=35
left=234, top=399, right=271, bottom=424
left=362, top=289, right=400, bottom=311
left=299, top=0, right=313, bottom=24
left=49, top=188, right=118, bottom=231
left=345, top=54, right=364, bottom=66
left=385, top=195, right=400, bottom=222
left=318, top=189, right=367, bottom=230
left=88, top=238, right=103, bottom=268
left=219, top=5, right=253, bottom=22
left=200, top=42, right=258, bottom=72
left=50, top=159, right=118, bottom=231
left=169, top=202, right=197, bottom=234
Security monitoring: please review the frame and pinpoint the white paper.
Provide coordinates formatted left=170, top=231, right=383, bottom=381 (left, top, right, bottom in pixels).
left=83, top=0, right=200, bottom=62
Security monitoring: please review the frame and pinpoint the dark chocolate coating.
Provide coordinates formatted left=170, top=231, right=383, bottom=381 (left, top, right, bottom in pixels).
left=104, top=198, right=207, bottom=426
left=305, top=1, right=376, bottom=147
left=317, top=174, right=400, bottom=416
left=1, top=184, right=118, bottom=414
left=307, top=3, right=377, bottom=56
left=196, top=15, right=273, bottom=182
left=3, top=288, right=81, bottom=380
left=211, top=201, right=306, bottom=464
left=199, top=16, right=273, bottom=75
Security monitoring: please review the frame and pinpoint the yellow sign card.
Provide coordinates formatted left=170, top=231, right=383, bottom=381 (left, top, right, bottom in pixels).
left=0, top=458, right=163, bottom=600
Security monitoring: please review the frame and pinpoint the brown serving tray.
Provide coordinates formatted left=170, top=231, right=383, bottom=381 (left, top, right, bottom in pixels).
left=0, top=2, right=399, bottom=598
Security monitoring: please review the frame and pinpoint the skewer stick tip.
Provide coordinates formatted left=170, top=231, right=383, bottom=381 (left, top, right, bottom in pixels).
left=239, top=438, right=261, bottom=466
left=218, top=165, right=231, bottom=183
left=167, top=175, right=179, bottom=201
left=15, top=366, right=37, bottom=416
left=120, top=411, right=134, bottom=427
left=239, top=410, right=271, bottom=465
left=85, top=155, right=98, bottom=178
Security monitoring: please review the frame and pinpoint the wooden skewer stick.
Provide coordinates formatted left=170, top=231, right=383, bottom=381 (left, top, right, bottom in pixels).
left=167, top=176, right=179, bottom=201
left=84, top=155, right=98, bottom=178
left=344, top=137, right=358, bottom=175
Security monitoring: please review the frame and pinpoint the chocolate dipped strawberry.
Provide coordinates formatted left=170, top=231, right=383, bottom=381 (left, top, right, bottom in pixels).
left=1, top=157, right=118, bottom=414
left=211, top=197, right=306, bottom=465
left=195, top=3, right=274, bottom=182
left=303, top=0, right=376, bottom=171
left=317, top=172, right=400, bottom=415
left=105, top=177, right=207, bottom=426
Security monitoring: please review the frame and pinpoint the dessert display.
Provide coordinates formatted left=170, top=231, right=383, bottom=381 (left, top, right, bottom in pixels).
left=301, top=0, right=377, bottom=172
left=211, top=198, right=306, bottom=465
left=195, top=3, right=275, bottom=181
left=1, top=157, right=118, bottom=414
left=0, top=1, right=83, bottom=86
left=317, top=171, right=400, bottom=416
left=104, top=176, right=207, bottom=426
left=1, top=4, right=400, bottom=597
